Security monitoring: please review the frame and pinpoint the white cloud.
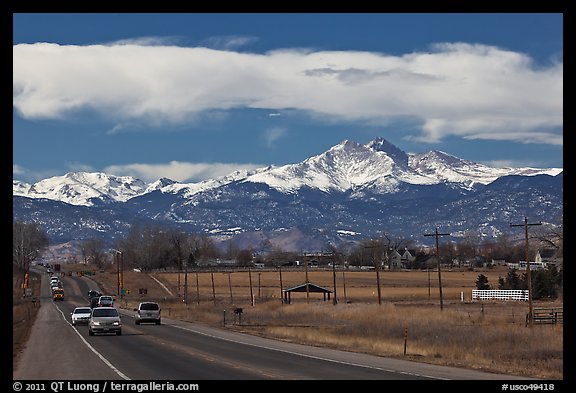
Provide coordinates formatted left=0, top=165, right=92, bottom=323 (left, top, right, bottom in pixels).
left=13, top=164, right=25, bottom=176
left=201, top=35, right=259, bottom=50
left=13, top=164, right=62, bottom=183
left=103, top=161, right=262, bottom=183
left=263, top=126, right=287, bottom=147
left=13, top=42, right=562, bottom=145
left=65, top=162, right=96, bottom=173
left=107, top=36, right=183, bottom=46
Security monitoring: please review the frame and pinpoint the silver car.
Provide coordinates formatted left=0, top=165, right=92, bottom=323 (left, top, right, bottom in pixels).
left=97, top=295, right=114, bottom=307
left=71, top=307, right=92, bottom=326
left=88, top=307, right=122, bottom=336
left=134, top=302, right=161, bottom=325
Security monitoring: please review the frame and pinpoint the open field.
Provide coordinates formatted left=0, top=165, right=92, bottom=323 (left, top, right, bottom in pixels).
left=62, top=265, right=564, bottom=379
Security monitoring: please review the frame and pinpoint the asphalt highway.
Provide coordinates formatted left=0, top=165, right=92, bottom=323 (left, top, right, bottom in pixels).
left=13, top=270, right=533, bottom=381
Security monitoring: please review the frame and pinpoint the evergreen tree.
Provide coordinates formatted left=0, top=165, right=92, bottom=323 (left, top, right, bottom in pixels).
left=475, top=274, right=491, bottom=290
left=498, top=268, right=528, bottom=290
left=532, top=265, right=561, bottom=299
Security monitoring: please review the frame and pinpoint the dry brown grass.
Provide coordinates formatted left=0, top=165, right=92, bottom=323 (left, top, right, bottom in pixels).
left=80, top=265, right=564, bottom=379
left=13, top=268, right=41, bottom=370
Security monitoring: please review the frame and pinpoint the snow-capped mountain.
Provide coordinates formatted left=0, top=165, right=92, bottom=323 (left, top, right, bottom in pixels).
left=143, top=177, right=179, bottom=194
left=244, top=139, right=436, bottom=194
left=13, top=137, right=562, bottom=206
left=13, top=172, right=147, bottom=206
left=408, top=150, right=559, bottom=189
left=13, top=138, right=563, bottom=249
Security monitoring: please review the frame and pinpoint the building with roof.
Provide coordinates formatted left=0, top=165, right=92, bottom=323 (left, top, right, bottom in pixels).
left=282, top=282, right=333, bottom=304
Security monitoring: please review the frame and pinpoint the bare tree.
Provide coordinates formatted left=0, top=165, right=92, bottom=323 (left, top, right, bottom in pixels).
left=80, top=238, right=108, bottom=269
left=13, top=220, right=49, bottom=270
left=236, top=248, right=255, bottom=266
left=533, top=220, right=563, bottom=258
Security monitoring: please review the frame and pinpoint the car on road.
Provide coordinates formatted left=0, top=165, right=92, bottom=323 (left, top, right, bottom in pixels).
left=71, top=307, right=92, bottom=326
left=134, top=302, right=161, bottom=325
left=97, top=295, right=114, bottom=307
left=88, top=307, right=122, bottom=336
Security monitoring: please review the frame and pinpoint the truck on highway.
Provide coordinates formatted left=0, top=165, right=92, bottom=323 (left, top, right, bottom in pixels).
left=52, top=287, right=64, bottom=301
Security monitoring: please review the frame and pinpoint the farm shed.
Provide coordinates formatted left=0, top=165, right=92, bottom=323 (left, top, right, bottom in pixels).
left=282, top=282, right=333, bottom=304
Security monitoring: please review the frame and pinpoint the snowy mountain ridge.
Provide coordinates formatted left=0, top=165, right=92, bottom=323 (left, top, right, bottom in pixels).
left=13, top=137, right=562, bottom=206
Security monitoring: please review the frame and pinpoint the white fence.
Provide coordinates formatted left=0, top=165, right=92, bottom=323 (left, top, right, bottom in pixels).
left=472, top=289, right=529, bottom=301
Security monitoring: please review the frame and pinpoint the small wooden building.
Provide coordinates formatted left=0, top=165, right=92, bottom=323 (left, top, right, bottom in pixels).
left=282, top=282, right=333, bottom=304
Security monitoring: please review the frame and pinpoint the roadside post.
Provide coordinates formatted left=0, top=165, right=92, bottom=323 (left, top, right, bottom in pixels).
left=403, top=327, right=408, bottom=356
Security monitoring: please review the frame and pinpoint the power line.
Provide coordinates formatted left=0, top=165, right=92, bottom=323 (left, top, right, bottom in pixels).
left=510, top=216, right=542, bottom=327
left=424, top=227, right=450, bottom=311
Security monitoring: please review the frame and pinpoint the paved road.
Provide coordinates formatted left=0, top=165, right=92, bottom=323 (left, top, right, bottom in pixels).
left=14, top=270, right=533, bottom=380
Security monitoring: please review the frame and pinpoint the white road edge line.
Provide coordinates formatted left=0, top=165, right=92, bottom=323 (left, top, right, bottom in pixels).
left=52, top=302, right=130, bottom=380
left=171, top=323, right=448, bottom=380
left=150, top=275, right=175, bottom=296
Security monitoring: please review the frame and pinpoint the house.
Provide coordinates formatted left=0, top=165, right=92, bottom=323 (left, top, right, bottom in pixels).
left=388, top=250, right=404, bottom=269
left=387, top=248, right=415, bottom=270
left=506, top=249, right=562, bottom=271
left=537, top=249, right=563, bottom=270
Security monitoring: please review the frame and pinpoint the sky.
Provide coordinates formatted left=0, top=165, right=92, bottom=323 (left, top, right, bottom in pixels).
left=13, top=13, right=563, bottom=184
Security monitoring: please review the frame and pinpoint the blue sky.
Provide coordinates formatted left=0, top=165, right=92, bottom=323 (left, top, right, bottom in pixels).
left=13, top=13, right=563, bottom=184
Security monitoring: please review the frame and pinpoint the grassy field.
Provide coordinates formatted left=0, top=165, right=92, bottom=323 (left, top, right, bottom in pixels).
left=13, top=269, right=41, bottom=370
left=72, top=265, right=564, bottom=379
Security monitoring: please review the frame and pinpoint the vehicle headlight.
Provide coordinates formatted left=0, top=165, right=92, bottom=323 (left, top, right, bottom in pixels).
left=113, top=321, right=120, bottom=326
left=91, top=321, right=101, bottom=326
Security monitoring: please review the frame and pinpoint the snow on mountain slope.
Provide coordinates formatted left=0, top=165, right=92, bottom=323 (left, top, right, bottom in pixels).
left=13, top=180, right=31, bottom=195
left=143, top=177, right=178, bottom=194
left=409, top=150, right=563, bottom=189
left=15, top=172, right=147, bottom=206
left=12, top=137, right=562, bottom=206
left=245, top=139, right=435, bottom=194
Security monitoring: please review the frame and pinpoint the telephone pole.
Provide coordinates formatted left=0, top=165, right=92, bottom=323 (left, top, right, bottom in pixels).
left=424, top=228, right=450, bottom=310
left=111, top=249, right=123, bottom=298
left=510, top=217, right=542, bottom=327
left=364, top=242, right=382, bottom=305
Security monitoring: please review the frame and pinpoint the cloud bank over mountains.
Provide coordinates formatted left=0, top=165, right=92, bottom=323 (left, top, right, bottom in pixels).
left=13, top=41, right=562, bottom=145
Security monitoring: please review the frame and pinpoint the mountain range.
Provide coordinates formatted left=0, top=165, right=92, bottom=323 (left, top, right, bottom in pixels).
left=13, top=138, right=563, bottom=251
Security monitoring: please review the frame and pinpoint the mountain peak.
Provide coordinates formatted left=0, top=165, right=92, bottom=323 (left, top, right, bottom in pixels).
left=16, top=171, right=148, bottom=206
left=365, top=137, right=409, bottom=166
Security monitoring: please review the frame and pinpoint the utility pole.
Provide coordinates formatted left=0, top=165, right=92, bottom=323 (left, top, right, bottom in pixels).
left=195, top=271, right=200, bottom=305
left=427, top=263, right=431, bottom=297
left=279, top=265, right=284, bottom=304
left=342, top=271, right=347, bottom=304
left=249, top=268, right=254, bottom=306
left=510, top=217, right=542, bottom=327
left=332, top=259, right=338, bottom=305
left=183, top=259, right=188, bottom=305
left=184, top=252, right=194, bottom=305
left=111, top=249, right=123, bottom=298
left=304, top=252, right=310, bottom=303
left=424, top=228, right=450, bottom=310
left=364, top=243, right=382, bottom=305
left=258, top=273, right=262, bottom=299
left=211, top=270, right=216, bottom=306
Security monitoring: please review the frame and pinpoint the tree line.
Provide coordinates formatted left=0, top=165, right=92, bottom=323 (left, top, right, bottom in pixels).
left=14, top=219, right=562, bottom=299
left=475, top=267, right=563, bottom=300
